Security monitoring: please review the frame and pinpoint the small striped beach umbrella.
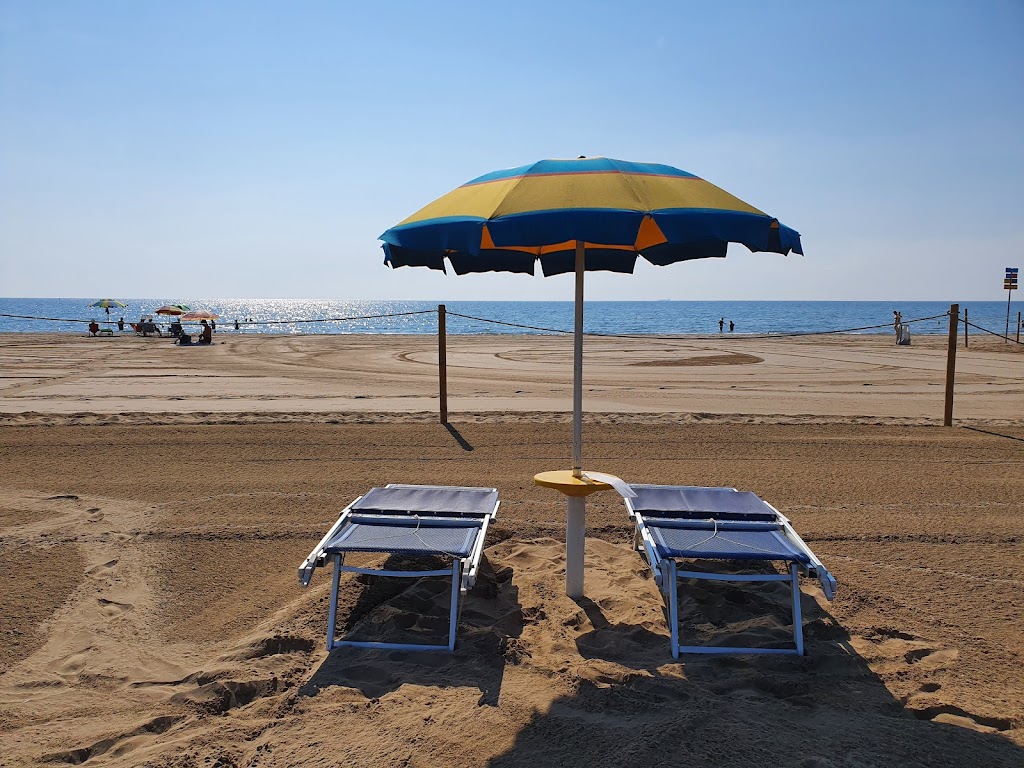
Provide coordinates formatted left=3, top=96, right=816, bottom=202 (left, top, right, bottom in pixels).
left=90, top=299, right=127, bottom=309
left=155, top=304, right=190, bottom=316
left=89, top=298, right=127, bottom=321
left=180, top=310, right=220, bottom=322
left=380, top=156, right=802, bottom=596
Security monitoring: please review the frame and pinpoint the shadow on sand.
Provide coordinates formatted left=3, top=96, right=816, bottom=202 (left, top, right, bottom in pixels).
left=444, top=423, right=475, bottom=451
left=299, top=553, right=522, bottom=706
left=485, top=562, right=1024, bottom=767
left=295, top=544, right=1022, bottom=767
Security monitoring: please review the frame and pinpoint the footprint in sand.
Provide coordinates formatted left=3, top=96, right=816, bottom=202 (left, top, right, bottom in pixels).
left=97, top=598, right=134, bottom=619
left=852, top=628, right=957, bottom=671
left=85, top=559, right=119, bottom=579
left=52, top=647, right=97, bottom=677
left=903, top=647, right=958, bottom=670
left=43, top=715, right=183, bottom=765
left=85, top=508, right=105, bottom=522
left=909, top=703, right=1013, bottom=733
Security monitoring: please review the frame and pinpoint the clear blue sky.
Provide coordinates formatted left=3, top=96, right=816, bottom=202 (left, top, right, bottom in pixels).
left=1, top=1, right=1022, bottom=301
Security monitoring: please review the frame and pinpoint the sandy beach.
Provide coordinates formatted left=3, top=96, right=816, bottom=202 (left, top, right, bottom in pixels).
left=0, top=331, right=1020, bottom=423
left=1, top=332, right=1022, bottom=767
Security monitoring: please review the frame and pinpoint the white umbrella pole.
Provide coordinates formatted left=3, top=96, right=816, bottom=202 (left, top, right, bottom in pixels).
left=566, top=239, right=586, bottom=599
left=572, top=240, right=584, bottom=476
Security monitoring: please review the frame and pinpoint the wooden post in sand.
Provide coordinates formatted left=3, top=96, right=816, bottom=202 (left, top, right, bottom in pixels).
left=438, top=304, right=448, bottom=424
left=944, top=303, right=959, bottom=427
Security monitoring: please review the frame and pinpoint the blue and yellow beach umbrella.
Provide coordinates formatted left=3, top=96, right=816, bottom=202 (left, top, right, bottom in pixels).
left=380, top=156, right=803, bottom=598
left=381, top=156, right=802, bottom=275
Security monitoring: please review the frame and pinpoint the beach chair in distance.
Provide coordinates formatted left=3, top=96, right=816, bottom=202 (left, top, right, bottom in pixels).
left=298, top=484, right=499, bottom=652
left=625, top=485, right=837, bottom=658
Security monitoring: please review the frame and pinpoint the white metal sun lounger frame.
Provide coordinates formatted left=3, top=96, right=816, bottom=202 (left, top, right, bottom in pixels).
left=626, top=485, right=837, bottom=658
left=298, top=484, right=499, bottom=653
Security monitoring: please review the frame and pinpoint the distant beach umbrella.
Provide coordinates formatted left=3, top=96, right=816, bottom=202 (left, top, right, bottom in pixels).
left=380, top=156, right=802, bottom=597
left=179, top=310, right=220, bottom=322
left=155, top=304, right=191, bottom=316
left=90, top=298, right=127, bottom=317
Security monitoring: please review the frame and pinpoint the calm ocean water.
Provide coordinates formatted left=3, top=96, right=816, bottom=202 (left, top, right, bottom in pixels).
left=0, top=298, right=1019, bottom=337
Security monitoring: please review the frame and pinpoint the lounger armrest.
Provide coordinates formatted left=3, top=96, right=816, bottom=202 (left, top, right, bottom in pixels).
left=815, top=568, right=838, bottom=601
left=298, top=558, right=321, bottom=588
left=297, top=499, right=362, bottom=587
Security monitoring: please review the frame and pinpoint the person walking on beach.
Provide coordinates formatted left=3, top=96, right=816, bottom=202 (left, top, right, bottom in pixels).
left=893, top=310, right=902, bottom=343
left=117, top=317, right=124, bottom=332
left=729, top=320, right=735, bottom=333
left=719, top=317, right=724, bottom=333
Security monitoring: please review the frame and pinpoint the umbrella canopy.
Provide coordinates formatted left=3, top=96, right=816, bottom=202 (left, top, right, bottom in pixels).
left=380, top=156, right=802, bottom=598
left=155, top=304, right=191, bottom=316
left=381, top=156, right=801, bottom=276
left=179, top=310, right=220, bottom=322
left=89, top=299, right=127, bottom=317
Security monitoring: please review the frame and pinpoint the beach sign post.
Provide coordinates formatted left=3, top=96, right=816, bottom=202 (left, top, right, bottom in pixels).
left=1005, top=267, right=1018, bottom=341
left=380, top=157, right=801, bottom=598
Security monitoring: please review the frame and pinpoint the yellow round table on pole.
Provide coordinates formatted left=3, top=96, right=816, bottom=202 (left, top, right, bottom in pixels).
left=534, top=470, right=614, bottom=599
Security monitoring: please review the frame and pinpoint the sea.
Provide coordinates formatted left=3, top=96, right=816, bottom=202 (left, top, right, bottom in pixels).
left=0, top=298, right=1020, bottom=338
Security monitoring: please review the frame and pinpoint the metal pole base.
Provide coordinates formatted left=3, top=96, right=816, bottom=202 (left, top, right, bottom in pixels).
left=566, top=496, right=585, bottom=599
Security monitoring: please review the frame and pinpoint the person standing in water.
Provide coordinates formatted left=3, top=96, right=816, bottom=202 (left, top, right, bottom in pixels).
left=718, top=317, right=724, bottom=333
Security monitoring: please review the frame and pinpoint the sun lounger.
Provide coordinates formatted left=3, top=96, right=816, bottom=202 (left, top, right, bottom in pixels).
left=625, top=485, right=837, bottom=657
left=298, top=484, right=499, bottom=652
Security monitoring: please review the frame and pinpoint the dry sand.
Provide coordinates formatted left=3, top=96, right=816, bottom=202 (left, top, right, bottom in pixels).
left=0, top=331, right=1020, bottom=423
left=1, top=333, right=1022, bottom=767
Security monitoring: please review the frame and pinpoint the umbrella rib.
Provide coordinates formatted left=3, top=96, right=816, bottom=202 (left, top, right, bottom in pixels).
left=605, top=158, right=652, bottom=219
left=486, top=159, right=551, bottom=223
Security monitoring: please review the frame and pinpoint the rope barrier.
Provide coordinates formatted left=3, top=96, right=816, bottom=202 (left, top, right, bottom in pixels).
left=0, top=312, right=92, bottom=324
left=446, top=310, right=951, bottom=342
left=0, top=308, right=1006, bottom=344
left=0, top=309, right=434, bottom=326
left=236, top=310, right=434, bottom=325
left=961, top=316, right=1024, bottom=346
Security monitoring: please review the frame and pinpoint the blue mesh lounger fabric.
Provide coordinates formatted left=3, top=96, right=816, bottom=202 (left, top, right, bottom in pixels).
left=353, top=486, right=498, bottom=517
left=324, top=517, right=480, bottom=557
left=647, top=522, right=810, bottom=563
left=629, top=486, right=778, bottom=521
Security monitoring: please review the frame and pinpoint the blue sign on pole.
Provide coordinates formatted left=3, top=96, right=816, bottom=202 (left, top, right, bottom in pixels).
left=1006, top=267, right=1019, bottom=338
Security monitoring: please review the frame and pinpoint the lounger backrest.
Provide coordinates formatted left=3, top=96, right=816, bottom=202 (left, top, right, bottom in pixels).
left=628, top=485, right=779, bottom=522
left=352, top=485, right=498, bottom=517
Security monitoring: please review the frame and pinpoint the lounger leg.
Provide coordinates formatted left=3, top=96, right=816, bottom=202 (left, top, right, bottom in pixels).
left=448, top=559, right=461, bottom=652
left=668, top=560, right=680, bottom=659
left=566, top=495, right=586, bottom=599
left=790, top=562, right=804, bottom=656
left=326, top=554, right=342, bottom=651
